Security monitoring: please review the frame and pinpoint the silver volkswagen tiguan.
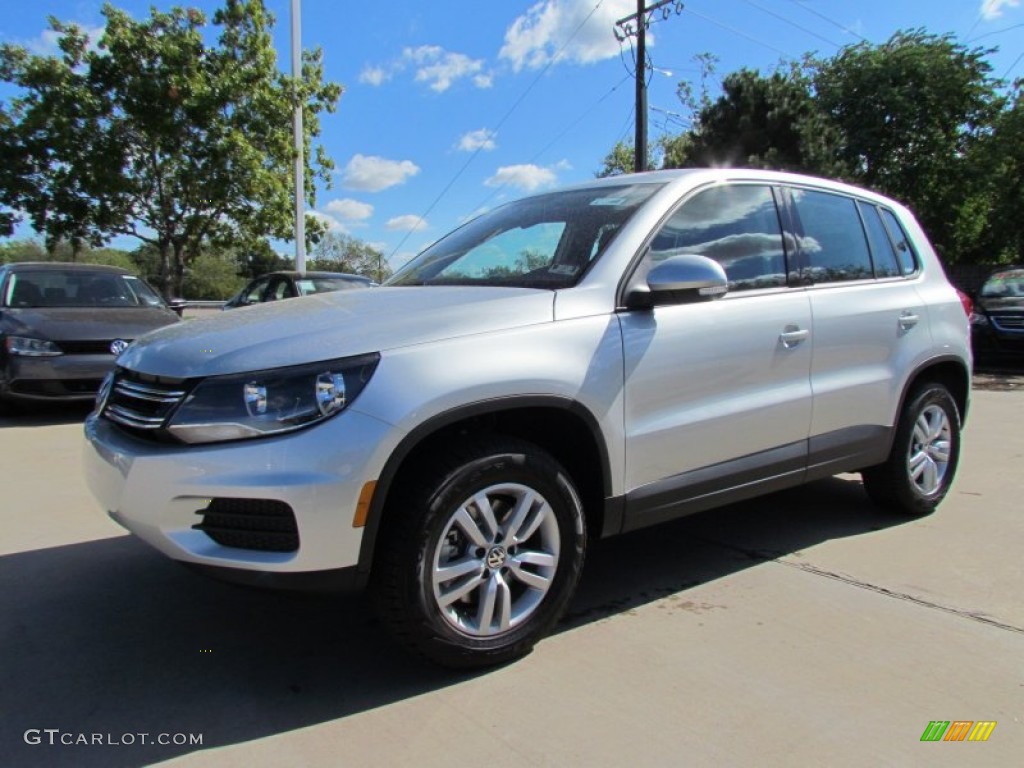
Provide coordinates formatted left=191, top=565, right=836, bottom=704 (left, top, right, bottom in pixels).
left=84, top=169, right=971, bottom=667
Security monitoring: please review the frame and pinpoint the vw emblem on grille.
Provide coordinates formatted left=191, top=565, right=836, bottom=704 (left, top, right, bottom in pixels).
left=110, top=339, right=130, bottom=355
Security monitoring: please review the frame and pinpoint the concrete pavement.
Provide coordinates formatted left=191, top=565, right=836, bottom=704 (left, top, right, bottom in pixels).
left=1, top=386, right=1020, bottom=767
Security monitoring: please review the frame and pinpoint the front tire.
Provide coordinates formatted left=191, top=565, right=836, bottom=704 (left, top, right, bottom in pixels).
left=862, top=383, right=961, bottom=516
left=371, top=436, right=586, bottom=668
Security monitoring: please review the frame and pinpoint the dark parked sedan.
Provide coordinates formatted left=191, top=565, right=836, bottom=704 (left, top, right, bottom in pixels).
left=0, top=262, right=180, bottom=405
left=970, top=266, right=1024, bottom=362
left=223, top=270, right=375, bottom=309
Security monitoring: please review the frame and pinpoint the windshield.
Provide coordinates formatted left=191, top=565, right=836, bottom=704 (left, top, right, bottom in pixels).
left=4, top=270, right=168, bottom=309
left=387, top=183, right=663, bottom=289
left=295, top=276, right=371, bottom=295
left=979, top=269, right=1024, bottom=298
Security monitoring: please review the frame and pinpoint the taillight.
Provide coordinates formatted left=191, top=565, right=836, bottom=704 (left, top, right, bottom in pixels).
left=956, top=289, right=973, bottom=318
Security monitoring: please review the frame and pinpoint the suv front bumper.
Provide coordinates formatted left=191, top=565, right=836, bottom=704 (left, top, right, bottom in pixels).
left=83, top=410, right=396, bottom=577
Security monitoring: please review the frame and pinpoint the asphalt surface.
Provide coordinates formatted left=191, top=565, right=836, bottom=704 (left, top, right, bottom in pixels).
left=1, top=376, right=1021, bottom=767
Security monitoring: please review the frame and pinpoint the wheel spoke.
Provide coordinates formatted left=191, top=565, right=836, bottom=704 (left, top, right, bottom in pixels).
left=921, top=457, right=938, bottom=493
left=929, top=439, right=951, bottom=463
left=476, top=572, right=503, bottom=632
left=909, top=450, right=929, bottom=480
left=503, top=489, right=536, bottom=543
left=437, top=572, right=482, bottom=608
left=507, top=559, right=552, bottom=592
left=452, top=506, right=490, bottom=549
left=471, top=492, right=500, bottom=540
left=434, top=556, right=482, bottom=586
left=515, top=500, right=552, bottom=544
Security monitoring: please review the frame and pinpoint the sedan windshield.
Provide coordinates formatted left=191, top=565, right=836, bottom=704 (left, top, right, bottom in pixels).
left=387, top=183, right=663, bottom=289
left=979, top=269, right=1024, bottom=298
left=4, top=271, right=167, bottom=308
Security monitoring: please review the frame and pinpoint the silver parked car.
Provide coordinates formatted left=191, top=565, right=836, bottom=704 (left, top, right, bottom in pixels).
left=1, top=262, right=180, bottom=407
left=83, top=169, right=971, bottom=667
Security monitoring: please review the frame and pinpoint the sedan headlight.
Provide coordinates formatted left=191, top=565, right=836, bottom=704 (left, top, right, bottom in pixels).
left=969, top=312, right=989, bottom=327
left=5, top=336, right=63, bottom=357
left=166, top=354, right=380, bottom=444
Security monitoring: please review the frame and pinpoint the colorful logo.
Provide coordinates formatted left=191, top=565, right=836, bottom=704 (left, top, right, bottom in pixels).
left=920, top=721, right=996, bottom=742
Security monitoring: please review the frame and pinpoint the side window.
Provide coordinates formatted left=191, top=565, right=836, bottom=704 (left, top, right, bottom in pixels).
left=789, top=188, right=873, bottom=283
left=244, top=277, right=270, bottom=303
left=857, top=202, right=902, bottom=278
left=879, top=208, right=918, bottom=275
left=267, top=277, right=295, bottom=301
left=650, top=185, right=786, bottom=291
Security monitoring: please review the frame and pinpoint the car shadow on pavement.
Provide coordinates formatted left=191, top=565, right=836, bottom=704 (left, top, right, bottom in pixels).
left=0, top=476, right=903, bottom=767
left=0, top=402, right=93, bottom=428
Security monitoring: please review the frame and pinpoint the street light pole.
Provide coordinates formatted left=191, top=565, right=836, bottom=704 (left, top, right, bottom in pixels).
left=291, top=0, right=306, bottom=272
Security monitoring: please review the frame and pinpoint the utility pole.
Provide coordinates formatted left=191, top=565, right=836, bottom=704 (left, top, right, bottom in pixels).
left=291, top=0, right=306, bottom=272
left=615, top=1, right=685, bottom=173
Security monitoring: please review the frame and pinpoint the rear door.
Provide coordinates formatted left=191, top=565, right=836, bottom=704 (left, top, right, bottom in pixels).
left=783, top=186, right=932, bottom=471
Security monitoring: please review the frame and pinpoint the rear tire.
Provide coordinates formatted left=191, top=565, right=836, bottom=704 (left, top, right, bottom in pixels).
left=862, top=383, right=961, bottom=516
left=371, top=436, right=586, bottom=669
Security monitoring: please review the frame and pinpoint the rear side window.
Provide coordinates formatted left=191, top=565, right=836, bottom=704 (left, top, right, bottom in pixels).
left=789, top=188, right=873, bottom=284
left=857, top=202, right=902, bottom=278
left=649, top=184, right=787, bottom=291
left=879, top=208, right=918, bottom=275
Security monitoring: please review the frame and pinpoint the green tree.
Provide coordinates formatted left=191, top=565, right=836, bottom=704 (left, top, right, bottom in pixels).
left=674, top=64, right=836, bottom=173
left=309, top=231, right=390, bottom=282
left=0, top=1, right=342, bottom=296
left=813, top=30, right=1004, bottom=262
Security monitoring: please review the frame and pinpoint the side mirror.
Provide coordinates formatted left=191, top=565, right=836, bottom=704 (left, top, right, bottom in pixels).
left=168, top=298, right=187, bottom=317
left=627, top=254, right=728, bottom=308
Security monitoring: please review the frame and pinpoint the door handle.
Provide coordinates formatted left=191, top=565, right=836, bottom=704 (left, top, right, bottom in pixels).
left=899, top=311, right=920, bottom=331
left=779, top=327, right=810, bottom=348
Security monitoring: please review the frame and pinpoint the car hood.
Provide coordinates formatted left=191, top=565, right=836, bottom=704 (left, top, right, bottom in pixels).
left=1, top=306, right=180, bottom=342
left=119, top=286, right=556, bottom=378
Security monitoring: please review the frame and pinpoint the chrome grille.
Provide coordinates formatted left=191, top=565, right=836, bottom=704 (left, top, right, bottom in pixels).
left=992, top=314, right=1024, bottom=331
left=102, top=372, right=189, bottom=433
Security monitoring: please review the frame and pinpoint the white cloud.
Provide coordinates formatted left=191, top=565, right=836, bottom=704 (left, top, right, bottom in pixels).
left=358, top=66, right=391, bottom=86
left=458, top=129, right=498, bottom=152
left=25, top=22, right=105, bottom=56
left=361, top=46, right=493, bottom=93
left=324, top=198, right=374, bottom=222
left=308, top=210, right=348, bottom=234
left=981, top=0, right=1020, bottom=19
left=500, top=0, right=638, bottom=72
left=485, top=163, right=559, bottom=192
left=341, top=154, right=420, bottom=192
left=386, top=215, right=429, bottom=232
left=404, top=45, right=488, bottom=93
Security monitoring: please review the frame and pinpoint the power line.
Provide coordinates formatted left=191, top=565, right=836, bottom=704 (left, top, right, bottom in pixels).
left=387, top=1, right=608, bottom=262
left=969, top=22, right=1024, bottom=43
left=785, top=0, right=867, bottom=43
left=471, top=74, right=634, bottom=212
left=683, top=7, right=790, bottom=57
left=1002, top=50, right=1024, bottom=79
left=737, top=0, right=841, bottom=49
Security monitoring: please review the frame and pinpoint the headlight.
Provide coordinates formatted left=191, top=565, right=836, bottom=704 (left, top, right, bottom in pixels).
left=969, top=312, right=988, bottom=327
left=5, top=336, right=63, bottom=356
left=166, top=353, right=380, bottom=444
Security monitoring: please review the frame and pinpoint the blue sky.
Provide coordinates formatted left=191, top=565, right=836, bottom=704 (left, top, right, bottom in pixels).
left=2, top=0, right=1022, bottom=267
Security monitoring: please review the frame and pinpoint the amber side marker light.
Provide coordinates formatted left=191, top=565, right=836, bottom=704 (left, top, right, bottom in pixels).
left=353, top=481, right=377, bottom=528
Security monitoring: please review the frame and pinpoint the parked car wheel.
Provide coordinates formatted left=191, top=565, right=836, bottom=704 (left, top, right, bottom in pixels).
left=371, top=437, right=586, bottom=668
left=862, top=383, right=961, bottom=516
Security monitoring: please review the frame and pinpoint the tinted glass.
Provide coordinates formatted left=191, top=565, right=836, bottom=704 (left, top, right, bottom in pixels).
left=879, top=208, right=917, bottom=275
left=295, top=277, right=370, bottom=295
left=790, top=189, right=873, bottom=283
left=857, top=202, right=902, bottom=278
left=388, top=183, right=663, bottom=289
left=979, top=269, right=1024, bottom=298
left=5, top=270, right=163, bottom=308
left=650, top=184, right=786, bottom=291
